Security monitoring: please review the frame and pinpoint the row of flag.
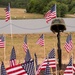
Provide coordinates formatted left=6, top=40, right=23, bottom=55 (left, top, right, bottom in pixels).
left=1, top=3, right=74, bottom=75
left=23, top=34, right=73, bottom=53
left=0, top=33, right=74, bottom=75
left=0, top=34, right=73, bottom=56
left=1, top=45, right=75, bottom=75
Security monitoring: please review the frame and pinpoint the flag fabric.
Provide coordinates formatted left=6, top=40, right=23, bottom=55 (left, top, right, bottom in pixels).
left=36, top=49, right=56, bottom=75
left=45, top=4, right=56, bottom=23
left=64, top=34, right=73, bottom=53
left=0, top=35, right=5, bottom=48
left=1, top=62, right=7, bottom=75
left=44, top=61, right=51, bottom=75
left=34, top=53, right=38, bottom=71
left=36, top=34, right=44, bottom=46
left=36, top=58, right=50, bottom=75
left=6, top=64, right=27, bottom=75
left=5, top=3, right=10, bottom=22
left=64, top=56, right=73, bottom=75
left=22, top=59, right=35, bottom=75
left=10, top=46, right=16, bottom=67
left=24, top=49, right=31, bottom=62
left=23, top=35, right=28, bottom=52
left=47, top=48, right=56, bottom=68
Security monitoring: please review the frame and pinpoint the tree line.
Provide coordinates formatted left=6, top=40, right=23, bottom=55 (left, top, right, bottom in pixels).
left=0, top=0, right=75, bottom=17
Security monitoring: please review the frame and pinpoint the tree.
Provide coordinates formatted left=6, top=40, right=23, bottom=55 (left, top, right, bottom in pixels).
left=57, top=3, right=68, bottom=17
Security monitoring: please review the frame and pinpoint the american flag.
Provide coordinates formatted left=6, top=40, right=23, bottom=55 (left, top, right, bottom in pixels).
left=64, top=56, right=73, bottom=75
left=40, top=49, right=56, bottom=70
left=24, top=49, right=31, bottom=62
left=1, top=62, right=7, bottom=75
left=45, top=4, right=56, bottom=23
left=23, top=35, right=28, bottom=52
left=6, top=64, right=27, bottom=75
left=47, top=48, right=56, bottom=68
left=36, top=34, right=44, bottom=46
left=22, top=59, right=35, bottom=75
left=0, top=35, right=4, bottom=48
left=64, top=34, right=73, bottom=53
left=10, top=46, right=16, bottom=67
left=44, top=61, right=51, bottom=75
left=5, top=3, right=10, bottom=22
left=36, top=49, right=56, bottom=75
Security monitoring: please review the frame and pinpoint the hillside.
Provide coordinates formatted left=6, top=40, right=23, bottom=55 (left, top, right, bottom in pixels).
left=0, top=7, right=75, bottom=20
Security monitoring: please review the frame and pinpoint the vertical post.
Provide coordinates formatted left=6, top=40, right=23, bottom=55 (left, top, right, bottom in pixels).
left=57, top=31, right=62, bottom=72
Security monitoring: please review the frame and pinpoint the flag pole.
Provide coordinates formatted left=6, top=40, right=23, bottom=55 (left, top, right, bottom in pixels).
left=72, top=53, right=73, bottom=75
left=3, top=34, right=6, bottom=64
left=55, top=4, right=57, bottom=18
left=43, top=34, right=46, bottom=58
left=9, top=3, right=13, bottom=45
left=54, top=36, right=58, bottom=75
left=34, top=53, right=37, bottom=75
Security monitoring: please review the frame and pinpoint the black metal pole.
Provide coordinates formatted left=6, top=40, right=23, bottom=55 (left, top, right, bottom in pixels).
left=57, top=31, right=62, bottom=70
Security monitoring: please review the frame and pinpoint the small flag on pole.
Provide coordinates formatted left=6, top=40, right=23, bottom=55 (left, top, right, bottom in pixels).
left=23, top=35, right=28, bottom=52
left=0, top=35, right=5, bottom=48
left=64, top=34, right=73, bottom=53
left=45, top=4, right=56, bottom=23
left=44, top=61, right=51, bottom=75
left=24, top=49, right=31, bottom=62
left=22, top=59, right=35, bottom=75
left=5, top=3, right=10, bottom=22
left=36, top=49, right=56, bottom=75
left=10, top=46, right=16, bottom=67
left=36, top=34, right=44, bottom=46
left=64, top=56, right=73, bottom=75
left=48, top=48, right=56, bottom=68
left=1, top=62, right=7, bottom=75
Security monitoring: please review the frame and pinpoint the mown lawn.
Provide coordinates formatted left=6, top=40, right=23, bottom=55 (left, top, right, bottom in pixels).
left=0, top=8, right=44, bottom=19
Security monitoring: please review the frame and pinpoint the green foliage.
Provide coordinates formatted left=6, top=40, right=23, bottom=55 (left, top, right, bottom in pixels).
left=0, top=0, right=75, bottom=17
left=57, top=3, right=68, bottom=17
left=70, top=7, right=75, bottom=14
left=26, top=0, right=72, bottom=17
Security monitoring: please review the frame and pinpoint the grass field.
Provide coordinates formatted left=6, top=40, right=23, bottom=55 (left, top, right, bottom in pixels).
left=0, top=32, right=74, bottom=75
left=0, top=32, right=75, bottom=67
left=0, top=8, right=44, bottom=19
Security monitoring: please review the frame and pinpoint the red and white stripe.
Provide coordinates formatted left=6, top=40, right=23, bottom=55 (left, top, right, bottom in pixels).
left=36, top=38, right=44, bottom=46
left=64, top=40, right=73, bottom=53
left=23, top=43, right=28, bottom=52
left=10, top=59, right=16, bottom=67
left=36, top=58, right=56, bottom=75
left=45, top=10, right=56, bottom=23
left=5, top=7, right=10, bottom=22
left=0, top=39, right=4, bottom=48
left=64, top=66, right=73, bottom=75
left=6, top=64, right=27, bottom=75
